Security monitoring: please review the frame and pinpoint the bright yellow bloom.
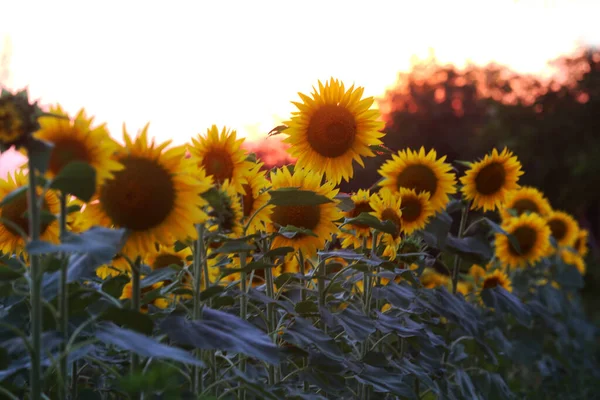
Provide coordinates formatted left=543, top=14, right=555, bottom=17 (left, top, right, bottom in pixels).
left=267, top=167, right=341, bottom=259
left=398, top=188, right=434, bottom=234
left=378, top=147, right=456, bottom=214
left=546, top=210, right=579, bottom=248
left=469, top=264, right=487, bottom=286
left=83, top=124, right=212, bottom=258
left=241, top=162, right=273, bottom=234
left=339, top=189, right=375, bottom=249
left=461, top=148, right=523, bottom=212
left=96, top=254, right=131, bottom=279
left=499, top=186, right=552, bottom=220
left=495, top=213, right=551, bottom=268
left=189, top=125, right=252, bottom=194
left=481, top=269, right=512, bottom=292
left=574, top=228, right=589, bottom=257
left=34, top=105, right=124, bottom=187
left=283, top=78, right=385, bottom=184
left=209, top=180, right=244, bottom=238
left=560, top=249, right=586, bottom=275
left=420, top=268, right=450, bottom=289
left=0, top=171, right=59, bottom=256
left=369, top=188, right=403, bottom=260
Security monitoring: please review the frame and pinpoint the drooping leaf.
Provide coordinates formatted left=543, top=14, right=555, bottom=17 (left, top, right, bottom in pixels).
left=420, top=211, right=452, bottom=249
left=455, top=369, right=480, bottom=400
left=445, top=234, right=493, bottom=260
left=27, top=138, right=53, bottom=174
left=334, top=307, right=375, bottom=341
left=99, top=307, right=154, bottom=335
left=160, top=310, right=279, bottom=364
left=0, top=185, right=27, bottom=207
left=334, top=193, right=354, bottom=212
left=282, top=317, right=344, bottom=361
left=481, top=287, right=531, bottom=326
left=268, top=188, right=333, bottom=206
left=344, top=212, right=398, bottom=235
left=262, top=246, right=295, bottom=259
left=212, top=240, right=255, bottom=254
left=140, top=267, right=176, bottom=288
left=0, top=266, right=22, bottom=281
left=96, top=323, right=204, bottom=367
left=354, top=364, right=416, bottom=398
left=49, top=161, right=97, bottom=201
left=278, top=225, right=318, bottom=238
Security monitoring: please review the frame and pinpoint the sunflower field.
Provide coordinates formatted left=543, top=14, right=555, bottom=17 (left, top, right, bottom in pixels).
left=0, top=80, right=598, bottom=400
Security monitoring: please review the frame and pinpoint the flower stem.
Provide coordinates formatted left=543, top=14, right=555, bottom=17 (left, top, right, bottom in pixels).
left=27, top=161, right=43, bottom=400
left=264, top=262, right=276, bottom=385
left=298, top=249, right=306, bottom=302
left=130, top=258, right=141, bottom=381
left=192, top=224, right=205, bottom=393
left=238, top=253, right=248, bottom=400
left=58, top=193, right=69, bottom=399
left=452, top=204, right=470, bottom=294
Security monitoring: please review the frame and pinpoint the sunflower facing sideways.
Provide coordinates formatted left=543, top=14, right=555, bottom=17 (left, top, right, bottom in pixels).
left=480, top=269, right=513, bottom=293
left=398, top=188, right=434, bottom=235
left=282, top=78, right=385, bottom=184
left=266, top=167, right=342, bottom=259
left=495, top=212, right=551, bottom=268
left=369, top=188, right=403, bottom=260
left=461, top=148, right=523, bottom=212
left=34, top=105, right=124, bottom=187
left=189, top=125, right=251, bottom=194
left=339, top=189, right=375, bottom=249
left=0, top=170, right=60, bottom=257
left=208, top=180, right=244, bottom=238
left=241, top=162, right=273, bottom=234
left=378, top=147, right=456, bottom=215
left=545, top=210, right=579, bottom=248
left=499, top=186, right=552, bottom=221
left=83, top=124, right=212, bottom=258
left=574, top=228, right=589, bottom=257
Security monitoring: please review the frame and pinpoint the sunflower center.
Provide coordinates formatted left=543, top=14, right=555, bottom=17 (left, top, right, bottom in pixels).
left=0, top=102, right=25, bottom=143
left=548, top=219, right=567, bottom=241
left=1, top=193, right=51, bottom=236
left=306, top=104, right=357, bottom=158
left=396, top=165, right=438, bottom=195
left=48, top=137, right=93, bottom=176
left=511, top=198, right=539, bottom=215
left=509, top=226, right=537, bottom=256
left=349, top=201, right=373, bottom=228
left=381, top=208, right=402, bottom=238
left=483, top=276, right=501, bottom=290
left=401, top=196, right=422, bottom=223
left=271, top=205, right=320, bottom=232
left=152, top=254, right=185, bottom=270
left=99, top=156, right=176, bottom=231
left=202, top=149, right=234, bottom=184
left=474, top=162, right=506, bottom=195
left=242, top=184, right=254, bottom=218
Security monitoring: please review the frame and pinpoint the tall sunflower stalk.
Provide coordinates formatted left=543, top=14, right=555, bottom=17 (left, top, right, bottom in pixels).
left=58, top=193, right=69, bottom=398
left=192, top=223, right=206, bottom=393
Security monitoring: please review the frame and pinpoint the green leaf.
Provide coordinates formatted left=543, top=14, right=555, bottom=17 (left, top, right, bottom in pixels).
left=212, top=240, right=255, bottom=254
left=454, top=160, right=473, bottom=168
left=262, top=246, right=295, bottom=259
left=200, top=285, right=225, bottom=301
left=0, top=185, right=27, bottom=207
left=49, top=161, right=97, bottom=201
left=369, top=144, right=394, bottom=155
left=102, top=275, right=130, bottom=298
left=294, top=300, right=319, bottom=314
left=27, top=138, right=53, bottom=174
left=0, top=266, right=23, bottom=281
left=268, top=188, right=333, bottom=206
left=335, top=193, right=355, bottom=212
left=483, top=218, right=521, bottom=254
left=283, top=317, right=344, bottom=361
left=267, top=124, right=287, bottom=136
left=420, top=211, right=452, bottom=249
left=140, top=267, right=176, bottom=289
left=99, top=307, right=154, bottom=335
left=343, top=212, right=398, bottom=235
left=445, top=234, right=493, bottom=260
left=278, top=225, right=318, bottom=238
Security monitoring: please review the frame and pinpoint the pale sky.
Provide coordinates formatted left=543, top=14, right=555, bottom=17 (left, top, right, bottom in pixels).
left=1, top=0, right=599, bottom=177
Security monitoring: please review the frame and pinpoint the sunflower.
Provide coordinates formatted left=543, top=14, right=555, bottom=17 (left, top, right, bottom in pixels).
left=574, top=228, right=589, bottom=257
left=545, top=210, right=578, bottom=247
left=0, top=170, right=60, bottom=256
left=282, top=78, right=385, bottom=184
left=83, top=124, right=212, bottom=258
left=208, top=180, right=244, bottom=238
left=120, top=279, right=170, bottom=313
left=369, top=188, right=403, bottom=260
left=0, top=89, right=41, bottom=148
left=189, top=125, right=251, bottom=194
left=66, top=197, right=86, bottom=233
left=339, top=189, right=375, bottom=249
left=398, top=188, right=434, bottom=235
left=420, top=267, right=450, bottom=289
left=146, top=244, right=193, bottom=271
left=499, top=186, right=552, bottom=220
left=469, top=264, right=487, bottom=286
left=267, top=167, right=341, bottom=258
left=457, top=281, right=471, bottom=296
left=96, top=254, right=131, bottom=279
left=560, top=249, right=586, bottom=275
left=378, top=147, right=456, bottom=214
left=480, top=269, right=512, bottom=293
left=495, top=213, right=551, bottom=268
left=33, top=105, right=123, bottom=186
left=460, top=148, right=523, bottom=212
left=241, top=162, right=273, bottom=234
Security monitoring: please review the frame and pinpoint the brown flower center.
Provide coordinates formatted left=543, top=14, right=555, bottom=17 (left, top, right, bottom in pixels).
left=48, top=137, right=92, bottom=176
left=483, top=276, right=501, bottom=289
left=271, top=205, right=320, bottom=231
left=401, top=195, right=422, bottom=223
left=396, top=165, right=438, bottom=195
left=152, top=254, right=185, bottom=270
left=474, top=162, right=506, bottom=195
left=511, top=198, right=539, bottom=215
left=0, top=101, right=25, bottom=143
left=306, top=104, right=356, bottom=158
left=1, top=191, right=51, bottom=236
left=548, top=218, right=567, bottom=241
left=348, top=201, right=373, bottom=228
left=242, top=183, right=254, bottom=218
left=202, top=149, right=234, bottom=184
left=100, top=156, right=175, bottom=231
left=508, top=225, right=537, bottom=256
left=381, top=208, right=402, bottom=238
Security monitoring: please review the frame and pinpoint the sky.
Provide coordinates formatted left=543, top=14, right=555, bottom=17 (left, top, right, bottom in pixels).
left=1, top=0, right=599, bottom=177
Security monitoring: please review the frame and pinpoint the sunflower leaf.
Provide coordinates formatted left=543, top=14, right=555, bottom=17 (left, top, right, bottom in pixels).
left=268, top=188, right=333, bottom=206
left=334, top=193, right=355, bottom=212
left=27, top=138, right=54, bottom=174
left=0, top=266, right=22, bottom=281
left=262, top=246, right=295, bottom=259
left=140, top=267, right=176, bottom=289
left=212, top=240, right=255, bottom=254
left=49, top=161, right=97, bottom=201
left=267, top=124, right=287, bottom=136
left=278, top=225, right=318, bottom=238
left=343, top=212, right=398, bottom=236
left=483, top=218, right=521, bottom=254
left=0, top=185, right=27, bottom=207
left=99, top=307, right=154, bottom=335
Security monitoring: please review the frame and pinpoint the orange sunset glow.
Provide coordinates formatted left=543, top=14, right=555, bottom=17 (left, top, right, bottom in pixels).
left=1, top=0, right=599, bottom=178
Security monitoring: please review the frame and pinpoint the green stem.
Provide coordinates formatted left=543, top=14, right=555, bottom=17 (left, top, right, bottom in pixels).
left=238, top=253, right=248, bottom=400
left=452, top=204, right=469, bottom=294
left=298, top=249, right=306, bottom=302
left=317, top=258, right=326, bottom=332
left=58, top=194, right=69, bottom=398
left=192, top=224, right=205, bottom=394
left=130, top=258, right=141, bottom=395
left=70, top=362, right=78, bottom=400
left=264, top=263, right=276, bottom=385
left=27, top=160, right=43, bottom=400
